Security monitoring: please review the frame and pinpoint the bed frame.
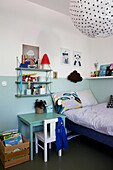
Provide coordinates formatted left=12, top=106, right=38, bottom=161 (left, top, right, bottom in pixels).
left=66, top=118, right=113, bottom=147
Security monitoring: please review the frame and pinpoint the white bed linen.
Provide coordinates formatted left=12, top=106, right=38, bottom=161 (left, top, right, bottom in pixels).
left=64, top=103, right=113, bottom=136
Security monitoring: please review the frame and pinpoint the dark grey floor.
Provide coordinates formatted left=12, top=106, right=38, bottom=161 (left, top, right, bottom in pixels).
left=1, top=136, right=113, bottom=170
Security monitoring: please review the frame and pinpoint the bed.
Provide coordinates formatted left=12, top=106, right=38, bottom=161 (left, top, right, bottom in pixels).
left=52, top=90, right=113, bottom=147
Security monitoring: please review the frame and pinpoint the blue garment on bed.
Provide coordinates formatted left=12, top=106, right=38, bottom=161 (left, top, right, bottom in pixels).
left=56, top=117, right=68, bottom=151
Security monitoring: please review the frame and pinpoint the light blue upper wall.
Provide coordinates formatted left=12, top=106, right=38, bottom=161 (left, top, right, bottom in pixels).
left=0, top=76, right=89, bottom=131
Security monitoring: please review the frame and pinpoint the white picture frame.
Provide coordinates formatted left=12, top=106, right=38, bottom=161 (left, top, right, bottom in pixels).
left=73, top=51, right=81, bottom=67
left=61, top=48, right=70, bottom=65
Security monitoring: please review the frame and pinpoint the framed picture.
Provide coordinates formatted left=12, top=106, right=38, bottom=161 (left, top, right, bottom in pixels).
left=22, top=44, right=39, bottom=67
left=53, top=72, right=58, bottom=79
left=61, top=48, right=70, bottom=65
left=73, top=51, right=81, bottom=66
left=99, top=64, right=110, bottom=77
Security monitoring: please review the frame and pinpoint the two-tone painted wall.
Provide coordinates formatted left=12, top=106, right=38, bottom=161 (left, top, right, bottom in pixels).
left=0, top=0, right=113, bottom=132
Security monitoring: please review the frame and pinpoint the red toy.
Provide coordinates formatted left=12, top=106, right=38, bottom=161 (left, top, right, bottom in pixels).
left=22, top=75, right=36, bottom=82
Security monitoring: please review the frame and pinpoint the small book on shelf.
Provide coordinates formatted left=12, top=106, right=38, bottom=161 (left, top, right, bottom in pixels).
left=106, top=63, right=113, bottom=76
left=99, top=64, right=110, bottom=77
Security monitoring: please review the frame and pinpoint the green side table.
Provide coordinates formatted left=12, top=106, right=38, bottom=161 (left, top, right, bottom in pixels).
left=18, top=112, right=66, bottom=160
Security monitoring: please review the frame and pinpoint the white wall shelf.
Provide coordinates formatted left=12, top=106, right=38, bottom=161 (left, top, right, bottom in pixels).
left=86, top=76, right=113, bottom=80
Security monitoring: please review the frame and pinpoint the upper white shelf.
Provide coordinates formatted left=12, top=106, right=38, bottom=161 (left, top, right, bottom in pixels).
left=86, top=76, right=113, bottom=80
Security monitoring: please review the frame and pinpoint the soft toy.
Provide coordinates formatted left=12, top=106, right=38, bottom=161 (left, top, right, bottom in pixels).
left=67, top=70, right=82, bottom=83
left=74, top=54, right=81, bottom=66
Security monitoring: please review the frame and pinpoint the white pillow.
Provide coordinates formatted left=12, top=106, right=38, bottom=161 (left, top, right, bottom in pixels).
left=77, top=89, right=97, bottom=107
